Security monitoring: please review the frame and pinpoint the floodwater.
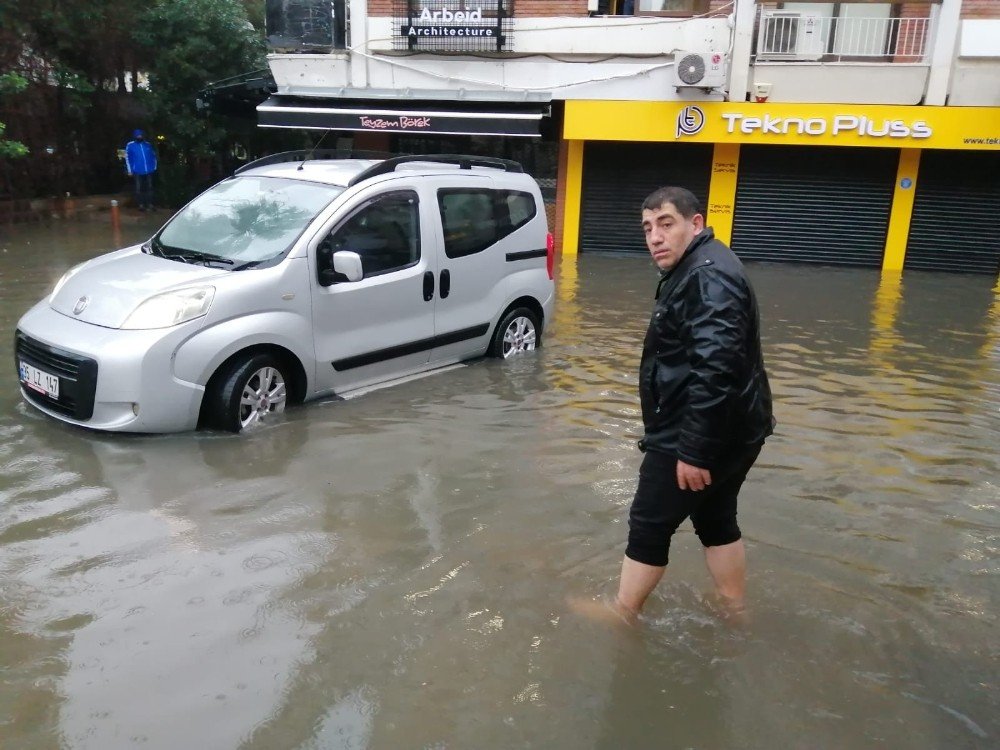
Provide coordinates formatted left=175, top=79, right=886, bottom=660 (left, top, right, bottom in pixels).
left=1, top=213, right=997, bottom=749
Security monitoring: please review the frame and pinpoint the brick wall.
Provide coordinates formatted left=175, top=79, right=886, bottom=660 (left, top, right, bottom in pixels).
left=898, top=3, right=931, bottom=17
left=894, top=4, right=932, bottom=60
left=517, top=0, right=589, bottom=16
left=371, top=1, right=999, bottom=20
left=366, top=0, right=744, bottom=19
left=367, top=1, right=996, bottom=25
left=368, top=1, right=590, bottom=17
left=960, top=0, right=999, bottom=19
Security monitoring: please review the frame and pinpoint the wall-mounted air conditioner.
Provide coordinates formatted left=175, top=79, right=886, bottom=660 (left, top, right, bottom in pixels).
left=672, top=52, right=728, bottom=90
left=758, top=11, right=826, bottom=61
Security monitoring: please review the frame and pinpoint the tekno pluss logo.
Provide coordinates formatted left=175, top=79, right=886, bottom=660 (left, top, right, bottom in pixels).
left=676, top=106, right=706, bottom=139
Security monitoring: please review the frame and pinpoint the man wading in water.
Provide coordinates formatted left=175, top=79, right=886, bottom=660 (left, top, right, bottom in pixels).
left=580, top=186, right=774, bottom=624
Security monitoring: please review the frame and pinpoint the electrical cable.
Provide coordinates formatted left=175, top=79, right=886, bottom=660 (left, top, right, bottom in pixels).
left=327, top=5, right=738, bottom=95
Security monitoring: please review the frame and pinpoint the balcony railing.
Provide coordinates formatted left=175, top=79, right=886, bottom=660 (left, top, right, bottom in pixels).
left=756, top=11, right=931, bottom=62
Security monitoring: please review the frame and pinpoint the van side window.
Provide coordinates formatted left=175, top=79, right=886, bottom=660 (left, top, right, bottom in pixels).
left=438, top=189, right=537, bottom=259
left=503, top=191, right=536, bottom=230
left=322, top=192, right=420, bottom=278
left=439, top=190, right=497, bottom=259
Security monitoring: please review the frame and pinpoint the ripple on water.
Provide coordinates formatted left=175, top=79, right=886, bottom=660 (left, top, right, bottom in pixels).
left=1, top=252, right=998, bottom=748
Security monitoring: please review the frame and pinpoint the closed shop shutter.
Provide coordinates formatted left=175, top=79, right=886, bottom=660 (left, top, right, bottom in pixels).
left=580, top=142, right=713, bottom=254
left=905, top=150, right=1000, bottom=276
left=731, top=145, right=897, bottom=267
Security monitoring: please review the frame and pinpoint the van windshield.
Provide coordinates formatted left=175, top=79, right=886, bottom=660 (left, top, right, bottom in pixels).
left=156, top=176, right=343, bottom=264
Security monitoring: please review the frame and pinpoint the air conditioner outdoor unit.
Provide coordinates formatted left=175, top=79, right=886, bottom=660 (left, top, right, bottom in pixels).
left=758, top=11, right=825, bottom=61
left=672, top=52, right=728, bottom=90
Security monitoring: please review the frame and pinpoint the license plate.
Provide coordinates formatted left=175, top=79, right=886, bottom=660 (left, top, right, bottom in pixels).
left=19, top=360, right=60, bottom=398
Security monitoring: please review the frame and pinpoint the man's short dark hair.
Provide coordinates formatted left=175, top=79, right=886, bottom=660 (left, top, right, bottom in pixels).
left=642, top=187, right=703, bottom=219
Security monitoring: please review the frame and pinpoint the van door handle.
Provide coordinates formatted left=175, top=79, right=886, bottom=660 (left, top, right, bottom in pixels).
left=440, top=269, right=451, bottom=299
left=423, top=270, right=434, bottom=301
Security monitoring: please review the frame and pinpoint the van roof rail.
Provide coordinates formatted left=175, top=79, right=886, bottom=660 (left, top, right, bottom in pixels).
left=347, top=154, right=524, bottom=187
left=233, top=149, right=393, bottom=175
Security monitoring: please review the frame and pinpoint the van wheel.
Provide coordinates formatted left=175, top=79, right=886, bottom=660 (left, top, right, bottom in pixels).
left=206, top=353, right=288, bottom=433
left=489, top=307, right=540, bottom=359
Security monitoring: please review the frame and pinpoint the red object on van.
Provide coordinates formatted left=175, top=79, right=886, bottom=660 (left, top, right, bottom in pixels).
left=546, top=232, right=554, bottom=280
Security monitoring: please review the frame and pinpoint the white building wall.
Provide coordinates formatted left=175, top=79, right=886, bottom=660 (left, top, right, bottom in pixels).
left=951, top=20, right=1000, bottom=106
left=266, top=2, right=1000, bottom=107
left=750, top=64, right=929, bottom=105
left=270, top=17, right=734, bottom=101
left=366, top=17, right=731, bottom=55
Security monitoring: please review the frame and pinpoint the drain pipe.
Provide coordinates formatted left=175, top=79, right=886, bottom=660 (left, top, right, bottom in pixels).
left=349, top=0, right=369, bottom=89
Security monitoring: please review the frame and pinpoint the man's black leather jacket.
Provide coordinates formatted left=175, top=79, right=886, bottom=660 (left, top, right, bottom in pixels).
left=638, top=229, right=774, bottom=468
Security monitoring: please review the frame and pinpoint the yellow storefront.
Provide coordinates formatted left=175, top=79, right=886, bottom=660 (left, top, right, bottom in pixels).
left=560, top=101, right=1000, bottom=275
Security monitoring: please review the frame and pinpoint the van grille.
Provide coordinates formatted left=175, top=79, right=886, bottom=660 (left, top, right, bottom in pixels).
left=14, top=330, right=98, bottom=420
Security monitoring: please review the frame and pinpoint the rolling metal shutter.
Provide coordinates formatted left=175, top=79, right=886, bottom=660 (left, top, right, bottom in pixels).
left=905, top=150, right=1000, bottom=276
left=580, top=142, right=713, bottom=254
left=731, top=145, right=897, bottom=267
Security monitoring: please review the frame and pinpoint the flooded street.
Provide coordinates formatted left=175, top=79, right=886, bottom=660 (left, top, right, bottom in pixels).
left=1, top=215, right=997, bottom=749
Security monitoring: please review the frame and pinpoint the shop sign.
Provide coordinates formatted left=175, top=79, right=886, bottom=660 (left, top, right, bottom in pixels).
left=256, top=96, right=544, bottom=137
left=716, top=113, right=932, bottom=140
left=360, top=115, right=433, bottom=131
left=395, top=0, right=512, bottom=52
left=564, top=101, right=1000, bottom=151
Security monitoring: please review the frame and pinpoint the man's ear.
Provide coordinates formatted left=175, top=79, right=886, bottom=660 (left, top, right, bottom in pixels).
left=692, top=213, right=705, bottom=233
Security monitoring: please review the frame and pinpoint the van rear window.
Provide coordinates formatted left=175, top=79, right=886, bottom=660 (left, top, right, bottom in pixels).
left=438, top=189, right=536, bottom=259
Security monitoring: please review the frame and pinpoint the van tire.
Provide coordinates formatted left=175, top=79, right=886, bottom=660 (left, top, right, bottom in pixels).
left=489, top=307, right=540, bottom=359
left=205, top=353, right=289, bottom=433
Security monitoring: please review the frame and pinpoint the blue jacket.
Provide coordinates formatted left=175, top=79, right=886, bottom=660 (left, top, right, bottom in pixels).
left=125, top=139, right=157, bottom=175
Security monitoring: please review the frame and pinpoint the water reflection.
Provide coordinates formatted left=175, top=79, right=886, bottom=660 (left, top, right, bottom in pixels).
left=0, top=219, right=997, bottom=749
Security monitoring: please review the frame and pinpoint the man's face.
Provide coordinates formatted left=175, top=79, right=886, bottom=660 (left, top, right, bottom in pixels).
left=641, top=201, right=705, bottom=271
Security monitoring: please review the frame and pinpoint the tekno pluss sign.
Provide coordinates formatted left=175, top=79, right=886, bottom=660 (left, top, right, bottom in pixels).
left=395, top=1, right=513, bottom=52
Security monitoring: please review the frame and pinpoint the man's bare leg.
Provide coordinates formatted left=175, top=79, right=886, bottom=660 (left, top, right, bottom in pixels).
left=703, top=539, right=746, bottom=609
left=615, top=556, right=666, bottom=618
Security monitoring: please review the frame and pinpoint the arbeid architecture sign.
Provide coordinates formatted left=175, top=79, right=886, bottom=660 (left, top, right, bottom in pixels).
left=393, top=0, right=513, bottom=52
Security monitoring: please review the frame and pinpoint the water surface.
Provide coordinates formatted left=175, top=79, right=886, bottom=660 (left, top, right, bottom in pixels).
left=1, top=216, right=997, bottom=748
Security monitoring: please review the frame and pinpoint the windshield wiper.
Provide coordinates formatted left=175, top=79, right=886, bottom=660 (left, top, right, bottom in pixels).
left=176, top=250, right=235, bottom=268
left=153, top=245, right=234, bottom=268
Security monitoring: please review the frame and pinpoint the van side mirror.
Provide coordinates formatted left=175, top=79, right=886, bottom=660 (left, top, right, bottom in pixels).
left=332, top=251, right=364, bottom=282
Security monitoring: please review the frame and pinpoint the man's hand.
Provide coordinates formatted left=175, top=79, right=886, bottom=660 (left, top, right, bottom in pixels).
left=676, top=460, right=712, bottom=491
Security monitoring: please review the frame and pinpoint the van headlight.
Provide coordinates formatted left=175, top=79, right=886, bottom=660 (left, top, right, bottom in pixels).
left=121, top=286, right=215, bottom=330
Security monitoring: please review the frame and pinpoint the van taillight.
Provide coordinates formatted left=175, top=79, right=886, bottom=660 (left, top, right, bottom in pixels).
left=546, top=232, right=554, bottom=280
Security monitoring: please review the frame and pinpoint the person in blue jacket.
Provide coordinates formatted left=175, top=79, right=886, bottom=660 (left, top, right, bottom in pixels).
left=125, top=129, right=158, bottom=210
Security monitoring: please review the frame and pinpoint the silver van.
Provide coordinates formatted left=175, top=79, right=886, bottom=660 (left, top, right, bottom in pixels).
left=15, top=154, right=555, bottom=433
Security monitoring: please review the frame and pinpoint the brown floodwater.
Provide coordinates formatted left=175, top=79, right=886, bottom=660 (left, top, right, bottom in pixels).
left=1, top=213, right=997, bottom=749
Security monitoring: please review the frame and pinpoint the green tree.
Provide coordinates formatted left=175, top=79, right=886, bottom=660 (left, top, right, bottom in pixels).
left=0, top=0, right=267, bottom=199
left=0, top=72, right=28, bottom=158
left=135, top=0, right=265, bottom=155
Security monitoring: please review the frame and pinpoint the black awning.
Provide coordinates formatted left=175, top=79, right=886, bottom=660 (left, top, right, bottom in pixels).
left=256, top=95, right=548, bottom=137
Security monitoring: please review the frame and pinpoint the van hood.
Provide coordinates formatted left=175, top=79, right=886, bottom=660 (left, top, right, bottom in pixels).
left=50, top=245, right=227, bottom=329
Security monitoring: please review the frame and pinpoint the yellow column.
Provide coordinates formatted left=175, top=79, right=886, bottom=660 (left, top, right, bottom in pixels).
left=561, top=140, right=584, bottom=258
left=707, top=143, right=740, bottom=246
left=883, top=149, right=921, bottom=273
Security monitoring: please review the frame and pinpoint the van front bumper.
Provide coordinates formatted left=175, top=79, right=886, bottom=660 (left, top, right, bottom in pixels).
left=15, top=303, right=204, bottom=433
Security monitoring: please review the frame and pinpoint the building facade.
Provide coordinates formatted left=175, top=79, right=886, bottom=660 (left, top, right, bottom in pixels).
left=261, top=0, right=1000, bottom=275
